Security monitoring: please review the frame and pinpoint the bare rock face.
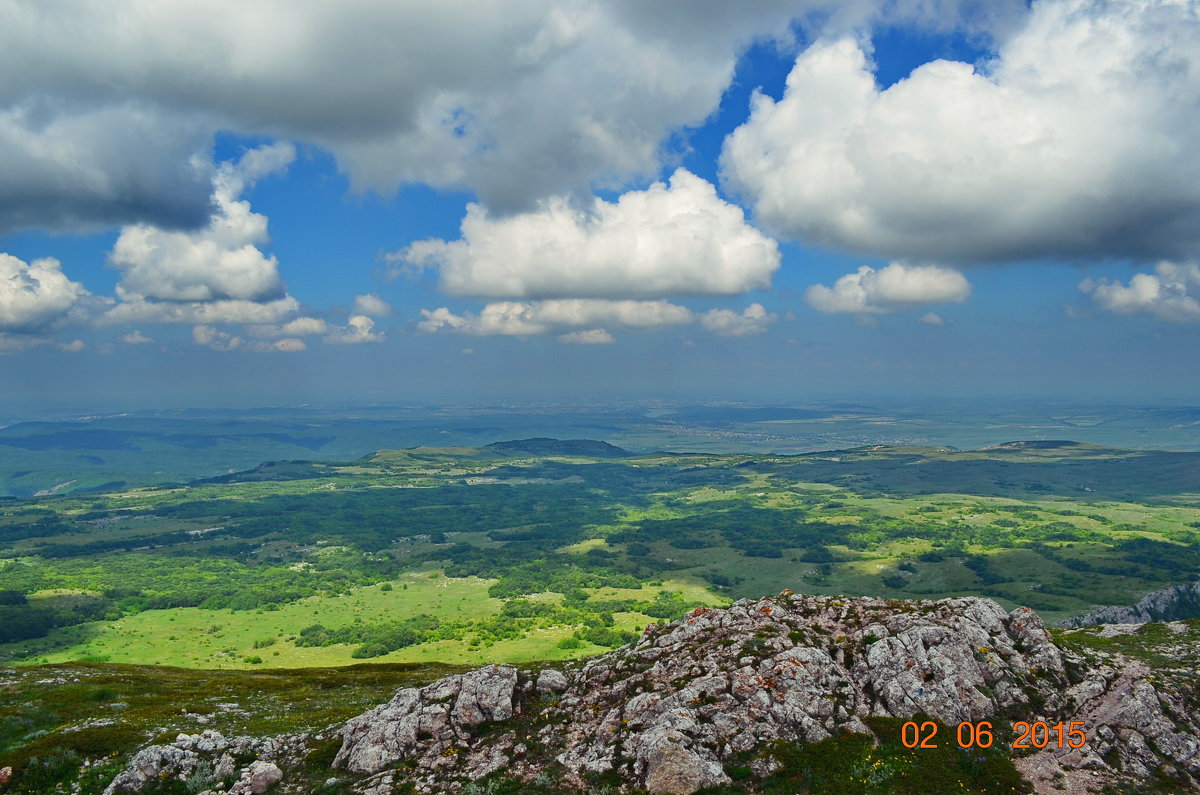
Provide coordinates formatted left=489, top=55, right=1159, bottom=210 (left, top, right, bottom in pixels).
left=330, top=593, right=1198, bottom=793
left=334, top=664, right=519, bottom=778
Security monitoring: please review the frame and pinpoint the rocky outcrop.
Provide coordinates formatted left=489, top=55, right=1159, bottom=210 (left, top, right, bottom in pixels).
left=98, top=594, right=1199, bottom=794
left=102, top=730, right=298, bottom=795
left=226, top=761, right=283, bottom=795
left=1059, top=578, right=1200, bottom=626
left=330, top=593, right=1200, bottom=793
left=103, top=744, right=202, bottom=794
left=334, top=664, right=519, bottom=778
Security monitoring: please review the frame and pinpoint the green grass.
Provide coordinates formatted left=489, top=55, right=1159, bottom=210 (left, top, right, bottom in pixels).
left=7, top=572, right=720, bottom=668
left=10, top=573, right=500, bottom=667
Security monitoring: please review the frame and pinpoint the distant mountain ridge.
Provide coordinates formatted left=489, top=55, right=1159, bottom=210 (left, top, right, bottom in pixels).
left=177, top=438, right=1200, bottom=506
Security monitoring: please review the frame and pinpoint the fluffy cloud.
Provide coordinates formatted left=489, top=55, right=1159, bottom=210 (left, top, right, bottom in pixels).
left=559, top=328, right=615, bottom=344
left=396, top=170, right=779, bottom=299
left=805, top=263, right=971, bottom=314
left=418, top=299, right=693, bottom=336
left=352, top=293, right=393, bottom=317
left=244, top=313, right=385, bottom=345
left=918, top=312, right=946, bottom=326
left=0, top=253, right=90, bottom=333
left=109, top=143, right=294, bottom=303
left=56, top=339, right=86, bottom=352
left=325, top=315, right=384, bottom=344
left=700, top=303, right=777, bottom=336
left=1080, top=262, right=1200, bottom=323
left=0, top=1, right=1028, bottom=233
left=122, top=330, right=154, bottom=344
left=0, top=1, right=792, bottom=221
left=722, top=0, right=1200, bottom=264
left=192, top=325, right=306, bottom=352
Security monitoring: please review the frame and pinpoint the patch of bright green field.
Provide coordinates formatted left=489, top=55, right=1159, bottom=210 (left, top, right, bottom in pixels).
left=12, top=572, right=498, bottom=668
left=10, top=572, right=723, bottom=669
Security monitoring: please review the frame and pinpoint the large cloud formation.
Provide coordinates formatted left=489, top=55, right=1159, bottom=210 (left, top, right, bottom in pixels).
left=722, top=0, right=1200, bottom=264
left=806, top=263, right=971, bottom=314
left=396, top=170, right=779, bottom=299
left=0, top=0, right=1025, bottom=232
left=0, top=253, right=90, bottom=333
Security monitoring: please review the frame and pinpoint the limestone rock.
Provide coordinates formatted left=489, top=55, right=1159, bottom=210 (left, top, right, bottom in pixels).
left=102, top=745, right=200, bottom=794
left=175, top=729, right=229, bottom=754
left=535, top=668, right=568, bottom=694
left=227, top=760, right=283, bottom=794
left=330, top=594, right=1191, bottom=793
left=335, top=664, right=519, bottom=775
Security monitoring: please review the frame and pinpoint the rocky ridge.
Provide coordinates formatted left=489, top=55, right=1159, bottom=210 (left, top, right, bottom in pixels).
left=1059, top=578, right=1200, bottom=627
left=100, top=593, right=1200, bottom=794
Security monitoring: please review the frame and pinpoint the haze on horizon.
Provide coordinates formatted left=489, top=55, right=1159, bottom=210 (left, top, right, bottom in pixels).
left=1, top=0, right=1199, bottom=409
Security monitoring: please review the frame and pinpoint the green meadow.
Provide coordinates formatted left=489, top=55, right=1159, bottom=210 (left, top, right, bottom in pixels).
left=7, top=572, right=723, bottom=669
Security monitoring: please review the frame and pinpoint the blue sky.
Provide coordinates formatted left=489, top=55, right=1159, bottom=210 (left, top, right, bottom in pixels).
left=1, top=0, right=1198, bottom=409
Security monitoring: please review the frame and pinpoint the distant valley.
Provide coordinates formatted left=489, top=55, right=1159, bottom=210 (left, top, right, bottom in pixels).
left=3, top=436, right=1199, bottom=672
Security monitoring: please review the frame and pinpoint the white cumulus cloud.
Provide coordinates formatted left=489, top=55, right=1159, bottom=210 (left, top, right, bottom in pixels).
left=722, top=0, right=1200, bottom=264
left=325, top=315, right=384, bottom=344
left=918, top=312, right=946, bottom=326
left=1080, top=262, right=1200, bottom=323
left=352, top=293, right=393, bottom=317
left=700, top=303, right=777, bottom=336
left=394, top=170, right=779, bottom=299
left=418, top=299, right=694, bottom=336
left=109, top=143, right=295, bottom=303
left=122, top=330, right=154, bottom=344
left=0, top=253, right=90, bottom=333
left=805, top=263, right=971, bottom=314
